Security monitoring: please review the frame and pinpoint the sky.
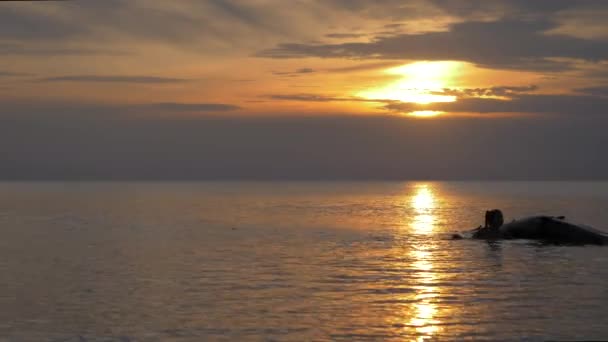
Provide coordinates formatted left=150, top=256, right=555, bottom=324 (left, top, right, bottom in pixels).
left=1, top=0, right=608, bottom=180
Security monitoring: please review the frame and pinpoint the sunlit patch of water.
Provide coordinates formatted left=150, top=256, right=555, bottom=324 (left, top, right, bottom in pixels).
left=402, top=184, right=443, bottom=339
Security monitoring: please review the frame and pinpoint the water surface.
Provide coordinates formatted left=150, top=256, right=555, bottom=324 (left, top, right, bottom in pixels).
left=1, top=181, right=608, bottom=341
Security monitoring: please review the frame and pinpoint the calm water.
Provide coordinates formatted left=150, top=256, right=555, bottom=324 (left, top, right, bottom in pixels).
left=1, top=181, right=608, bottom=341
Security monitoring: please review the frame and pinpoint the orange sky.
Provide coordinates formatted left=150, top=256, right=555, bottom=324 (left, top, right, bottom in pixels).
left=1, top=1, right=607, bottom=119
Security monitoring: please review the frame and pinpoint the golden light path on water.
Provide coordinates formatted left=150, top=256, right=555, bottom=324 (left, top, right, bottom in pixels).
left=408, top=184, right=441, bottom=340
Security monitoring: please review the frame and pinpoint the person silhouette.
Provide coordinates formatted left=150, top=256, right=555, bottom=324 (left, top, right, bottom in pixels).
left=469, top=209, right=504, bottom=239
left=484, top=209, right=504, bottom=230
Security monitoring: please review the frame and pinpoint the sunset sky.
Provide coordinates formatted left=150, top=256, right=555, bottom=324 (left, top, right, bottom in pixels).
left=2, top=0, right=608, bottom=180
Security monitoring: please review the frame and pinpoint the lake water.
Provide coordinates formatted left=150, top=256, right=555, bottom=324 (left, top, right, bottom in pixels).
left=1, top=181, right=608, bottom=341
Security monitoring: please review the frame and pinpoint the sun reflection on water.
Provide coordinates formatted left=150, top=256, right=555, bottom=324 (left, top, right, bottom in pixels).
left=408, top=184, right=441, bottom=340
left=411, top=184, right=437, bottom=234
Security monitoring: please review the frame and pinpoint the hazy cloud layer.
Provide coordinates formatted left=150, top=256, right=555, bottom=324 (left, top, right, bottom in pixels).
left=2, top=109, right=607, bottom=180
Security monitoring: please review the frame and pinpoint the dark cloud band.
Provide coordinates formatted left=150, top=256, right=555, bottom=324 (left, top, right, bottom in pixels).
left=258, top=19, right=608, bottom=72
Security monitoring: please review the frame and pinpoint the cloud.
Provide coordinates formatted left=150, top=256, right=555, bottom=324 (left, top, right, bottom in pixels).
left=273, top=62, right=400, bottom=77
left=263, top=85, right=608, bottom=117
left=0, top=101, right=241, bottom=121
left=146, top=102, right=240, bottom=112
left=384, top=93, right=608, bottom=115
left=325, top=33, right=367, bottom=39
left=383, top=23, right=404, bottom=29
left=1, top=0, right=606, bottom=61
left=432, top=85, right=538, bottom=97
left=0, top=5, right=86, bottom=40
left=264, top=93, right=380, bottom=102
left=296, top=67, right=315, bottom=73
left=2, top=0, right=605, bottom=69
left=40, top=75, right=189, bottom=83
left=0, top=42, right=126, bottom=56
left=258, top=18, right=608, bottom=71
left=575, top=86, right=608, bottom=97
left=325, top=61, right=401, bottom=73
left=431, top=0, right=589, bottom=17
left=582, top=68, right=608, bottom=81
left=0, top=0, right=330, bottom=57
left=0, top=71, right=32, bottom=77
left=272, top=68, right=316, bottom=77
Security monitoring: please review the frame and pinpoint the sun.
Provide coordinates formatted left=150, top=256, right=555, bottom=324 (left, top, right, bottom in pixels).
left=358, top=61, right=460, bottom=105
left=409, top=110, right=444, bottom=118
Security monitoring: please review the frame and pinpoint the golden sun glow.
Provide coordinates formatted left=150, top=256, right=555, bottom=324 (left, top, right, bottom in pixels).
left=409, top=250, right=441, bottom=339
left=409, top=110, right=445, bottom=118
left=412, top=186, right=434, bottom=209
left=358, top=61, right=461, bottom=105
left=410, top=184, right=437, bottom=234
